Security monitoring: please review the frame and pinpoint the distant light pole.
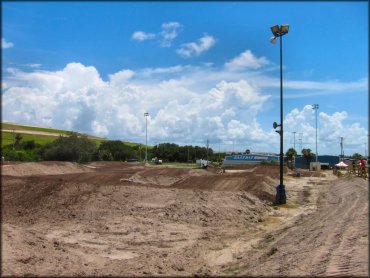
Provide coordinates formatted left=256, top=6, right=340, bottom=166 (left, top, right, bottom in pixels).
left=365, top=142, right=367, bottom=158
left=271, top=24, right=289, bottom=205
left=144, top=112, right=149, bottom=162
left=12, top=129, right=15, bottom=150
left=312, top=104, right=319, bottom=163
left=293, top=131, right=296, bottom=150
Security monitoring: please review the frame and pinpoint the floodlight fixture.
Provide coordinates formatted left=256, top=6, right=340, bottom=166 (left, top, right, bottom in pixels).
left=273, top=122, right=280, bottom=129
left=270, top=24, right=289, bottom=38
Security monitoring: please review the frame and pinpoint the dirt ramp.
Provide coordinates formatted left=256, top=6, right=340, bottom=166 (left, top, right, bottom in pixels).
left=122, top=167, right=214, bottom=187
left=173, top=176, right=247, bottom=191
left=2, top=161, right=94, bottom=177
left=172, top=174, right=276, bottom=202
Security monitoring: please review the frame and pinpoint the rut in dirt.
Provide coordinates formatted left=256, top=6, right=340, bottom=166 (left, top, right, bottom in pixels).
left=234, top=177, right=369, bottom=277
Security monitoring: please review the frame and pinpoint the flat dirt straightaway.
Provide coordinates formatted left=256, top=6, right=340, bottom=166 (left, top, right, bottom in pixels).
left=230, top=176, right=369, bottom=276
left=1, top=162, right=368, bottom=276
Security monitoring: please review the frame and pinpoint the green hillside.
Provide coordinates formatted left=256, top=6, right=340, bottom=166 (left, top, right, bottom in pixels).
left=2, top=132, right=57, bottom=147
left=1, top=122, right=150, bottom=149
left=2, top=123, right=71, bottom=135
left=1, top=123, right=107, bottom=148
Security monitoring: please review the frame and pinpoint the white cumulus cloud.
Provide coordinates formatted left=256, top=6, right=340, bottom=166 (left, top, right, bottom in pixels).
left=159, top=21, right=182, bottom=47
left=132, top=22, right=182, bottom=47
left=109, top=69, right=135, bottom=86
left=2, top=38, right=14, bottom=49
left=2, top=61, right=367, bottom=155
left=131, top=31, right=156, bottom=41
left=177, top=34, right=216, bottom=58
left=284, top=105, right=368, bottom=155
left=225, top=50, right=269, bottom=70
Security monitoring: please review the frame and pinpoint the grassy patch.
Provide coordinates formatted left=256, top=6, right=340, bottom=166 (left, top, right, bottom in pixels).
left=2, top=131, right=57, bottom=147
left=157, top=162, right=198, bottom=168
left=255, top=234, right=275, bottom=250
left=2, top=122, right=71, bottom=134
left=124, top=141, right=153, bottom=149
left=2, top=121, right=110, bottom=148
left=278, top=203, right=299, bottom=209
left=2, top=131, right=106, bottom=148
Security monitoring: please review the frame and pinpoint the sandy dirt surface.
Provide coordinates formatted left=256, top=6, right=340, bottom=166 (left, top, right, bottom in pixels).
left=2, top=162, right=368, bottom=276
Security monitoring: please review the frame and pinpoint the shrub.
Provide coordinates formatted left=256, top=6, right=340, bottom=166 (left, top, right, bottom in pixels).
left=42, top=133, right=96, bottom=163
left=98, top=149, right=113, bottom=161
left=2, top=149, right=41, bottom=161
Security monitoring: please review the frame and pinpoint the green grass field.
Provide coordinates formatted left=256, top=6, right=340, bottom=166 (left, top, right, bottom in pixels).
left=2, top=131, right=58, bottom=147
left=1, top=123, right=109, bottom=148
left=149, top=161, right=198, bottom=168
left=1, top=122, right=150, bottom=148
left=124, top=141, right=154, bottom=149
left=2, top=123, right=72, bottom=135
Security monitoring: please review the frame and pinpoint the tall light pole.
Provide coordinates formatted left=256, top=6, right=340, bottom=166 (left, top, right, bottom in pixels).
left=144, top=112, right=149, bottom=163
left=293, top=131, right=296, bottom=150
left=312, top=104, right=319, bottom=163
left=271, top=24, right=289, bottom=205
left=365, top=142, right=367, bottom=158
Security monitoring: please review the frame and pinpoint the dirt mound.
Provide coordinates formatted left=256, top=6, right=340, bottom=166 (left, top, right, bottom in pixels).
left=222, top=164, right=259, bottom=170
left=172, top=174, right=276, bottom=202
left=2, top=161, right=367, bottom=276
left=2, top=161, right=94, bottom=177
left=121, top=167, right=214, bottom=187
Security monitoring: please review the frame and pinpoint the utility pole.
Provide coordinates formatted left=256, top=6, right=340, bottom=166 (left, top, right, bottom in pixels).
left=312, top=104, right=319, bottom=163
left=206, top=138, right=209, bottom=162
left=144, top=112, right=149, bottom=162
left=365, top=142, right=367, bottom=158
left=292, top=131, right=296, bottom=150
left=340, top=137, right=344, bottom=160
left=12, top=129, right=15, bottom=150
left=218, top=143, right=221, bottom=161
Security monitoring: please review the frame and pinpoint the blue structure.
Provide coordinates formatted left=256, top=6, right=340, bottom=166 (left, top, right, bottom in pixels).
left=222, top=153, right=280, bottom=166
left=294, top=155, right=340, bottom=169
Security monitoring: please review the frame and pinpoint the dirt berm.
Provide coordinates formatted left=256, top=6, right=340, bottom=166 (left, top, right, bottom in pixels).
left=2, top=161, right=368, bottom=276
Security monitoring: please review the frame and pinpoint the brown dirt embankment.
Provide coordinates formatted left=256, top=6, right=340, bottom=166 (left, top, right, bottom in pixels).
left=2, top=161, right=94, bottom=176
left=3, top=162, right=366, bottom=277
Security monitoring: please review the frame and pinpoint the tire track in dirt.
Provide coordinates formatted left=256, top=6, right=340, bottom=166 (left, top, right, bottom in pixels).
left=324, top=180, right=368, bottom=277
left=235, top=177, right=368, bottom=277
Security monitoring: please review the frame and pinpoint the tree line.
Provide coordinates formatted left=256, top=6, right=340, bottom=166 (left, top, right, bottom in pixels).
left=2, top=133, right=366, bottom=163
left=1, top=133, right=224, bottom=163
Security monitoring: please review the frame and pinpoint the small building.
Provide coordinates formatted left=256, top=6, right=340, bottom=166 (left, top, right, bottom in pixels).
left=295, top=155, right=340, bottom=169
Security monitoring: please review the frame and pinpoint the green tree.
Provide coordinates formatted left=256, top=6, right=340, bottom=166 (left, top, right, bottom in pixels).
left=43, top=133, right=96, bottom=163
left=286, top=148, right=297, bottom=159
left=22, top=140, right=37, bottom=150
left=14, top=133, right=23, bottom=150
left=152, top=143, right=214, bottom=163
left=352, top=153, right=363, bottom=160
left=98, top=140, right=135, bottom=161
left=302, top=148, right=314, bottom=165
left=97, top=149, right=113, bottom=161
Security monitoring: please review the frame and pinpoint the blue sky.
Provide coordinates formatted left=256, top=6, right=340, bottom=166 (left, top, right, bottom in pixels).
left=2, top=1, right=369, bottom=156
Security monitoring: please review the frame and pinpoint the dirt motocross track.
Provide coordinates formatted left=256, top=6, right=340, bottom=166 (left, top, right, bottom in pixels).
left=2, top=162, right=368, bottom=276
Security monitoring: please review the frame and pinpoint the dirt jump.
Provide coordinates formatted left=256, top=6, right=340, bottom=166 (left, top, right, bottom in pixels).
left=2, top=161, right=368, bottom=276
